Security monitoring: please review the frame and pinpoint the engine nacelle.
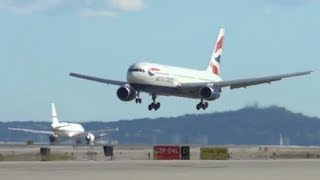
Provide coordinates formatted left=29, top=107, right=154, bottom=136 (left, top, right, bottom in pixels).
left=199, top=86, right=220, bottom=100
left=85, top=133, right=95, bottom=145
left=49, top=134, right=58, bottom=144
left=117, top=86, right=136, bottom=101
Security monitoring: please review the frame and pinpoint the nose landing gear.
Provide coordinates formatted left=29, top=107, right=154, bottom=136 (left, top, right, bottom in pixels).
left=135, top=92, right=142, bottom=103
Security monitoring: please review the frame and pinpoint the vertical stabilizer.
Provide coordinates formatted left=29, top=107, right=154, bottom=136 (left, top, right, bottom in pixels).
left=51, top=103, right=60, bottom=126
left=280, top=133, right=283, bottom=146
left=207, top=28, right=224, bottom=76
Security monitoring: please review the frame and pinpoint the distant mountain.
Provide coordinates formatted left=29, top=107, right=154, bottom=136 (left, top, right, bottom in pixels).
left=1, top=106, right=320, bottom=145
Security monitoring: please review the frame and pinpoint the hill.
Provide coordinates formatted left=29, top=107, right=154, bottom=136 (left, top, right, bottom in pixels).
left=1, top=106, right=319, bottom=145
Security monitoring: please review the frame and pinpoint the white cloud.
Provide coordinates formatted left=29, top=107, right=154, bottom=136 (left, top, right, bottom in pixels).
left=110, top=0, right=146, bottom=11
left=265, top=0, right=317, bottom=6
left=0, top=0, right=62, bottom=14
left=0, top=0, right=147, bottom=16
left=80, top=8, right=117, bottom=17
left=81, top=0, right=147, bottom=17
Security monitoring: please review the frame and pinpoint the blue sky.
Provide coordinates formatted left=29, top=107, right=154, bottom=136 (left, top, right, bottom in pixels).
left=0, top=0, right=319, bottom=122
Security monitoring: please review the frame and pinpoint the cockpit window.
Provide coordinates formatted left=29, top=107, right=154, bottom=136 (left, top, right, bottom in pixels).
left=128, top=68, right=145, bottom=73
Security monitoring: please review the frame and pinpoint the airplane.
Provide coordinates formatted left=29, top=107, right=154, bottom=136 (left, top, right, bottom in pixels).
left=69, top=28, right=312, bottom=111
left=9, top=103, right=118, bottom=145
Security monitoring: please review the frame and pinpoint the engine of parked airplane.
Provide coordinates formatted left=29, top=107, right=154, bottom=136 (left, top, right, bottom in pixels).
left=49, top=134, right=58, bottom=144
left=199, top=86, right=220, bottom=100
left=116, top=86, right=136, bottom=101
left=85, top=133, right=95, bottom=145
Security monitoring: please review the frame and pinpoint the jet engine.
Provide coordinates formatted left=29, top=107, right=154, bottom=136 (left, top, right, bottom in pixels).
left=199, top=86, right=220, bottom=100
left=49, top=134, right=58, bottom=144
left=117, top=86, right=136, bottom=101
left=85, top=133, right=95, bottom=145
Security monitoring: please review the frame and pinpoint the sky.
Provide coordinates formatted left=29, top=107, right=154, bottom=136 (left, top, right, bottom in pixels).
left=0, top=0, right=319, bottom=122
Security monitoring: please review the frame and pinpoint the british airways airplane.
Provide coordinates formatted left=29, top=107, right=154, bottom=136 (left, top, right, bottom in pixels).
left=9, top=103, right=118, bottom=145
left=70, top=28, right=312, bottom=111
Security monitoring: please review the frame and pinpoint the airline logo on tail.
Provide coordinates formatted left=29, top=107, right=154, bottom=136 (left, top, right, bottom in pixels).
left=210, top=62, right=219, bottom=75
left=214, top=36, right=223, bottom=63
left=207, top=28, right=224, bottom=76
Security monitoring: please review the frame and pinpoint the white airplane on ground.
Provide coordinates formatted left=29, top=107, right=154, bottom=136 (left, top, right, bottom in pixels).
left=70, top=28, right=312, bottom=111
left=9, top=103, right=118, bottom=145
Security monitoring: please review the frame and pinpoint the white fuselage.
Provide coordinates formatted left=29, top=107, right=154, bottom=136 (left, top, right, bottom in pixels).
left=52, top=122, right=85, bottom=138
left=126, top=62, right=222, bottom=99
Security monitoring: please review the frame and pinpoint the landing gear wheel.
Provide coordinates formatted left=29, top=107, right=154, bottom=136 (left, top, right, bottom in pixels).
left=196, top=100, right=208, bottom=110
left=196, top=103, right=202, bottom=110
left=204, top=102, right=209, bottom=108
left=201, top=103, right=206, bottom=110
left=154, top=102, right=160, bottom=110
left=136, top=98, right=142, bottom=104
left=148, top=94, right=160, bottom=111
left=148, top=104, right=153, bottom=111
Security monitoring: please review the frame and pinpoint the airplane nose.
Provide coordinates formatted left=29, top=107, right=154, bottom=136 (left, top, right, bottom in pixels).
left=127, top=74, right=134, bottom=83
left=127, top=72, right=140, bottom=83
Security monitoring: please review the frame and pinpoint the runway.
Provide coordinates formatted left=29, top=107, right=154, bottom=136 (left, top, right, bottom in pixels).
left=1, top=159, right=320, bottom=180
left=1, top=144, right=320, bottom=160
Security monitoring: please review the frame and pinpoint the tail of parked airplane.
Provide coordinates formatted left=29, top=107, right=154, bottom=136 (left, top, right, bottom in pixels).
left=51, top=103, right=60, bottom=127
left=207, top=28, right=224, bottom=76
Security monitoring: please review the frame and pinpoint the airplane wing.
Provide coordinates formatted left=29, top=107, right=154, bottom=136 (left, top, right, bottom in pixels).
left=215, top=70, right=312, bottom=89
left=85, top=128, right=119, bottom=138
left=69, top=72, right=127, bottom=86
left=178, top=70, right=312, bottom=90
left=8, top=127, right=53, bottom=135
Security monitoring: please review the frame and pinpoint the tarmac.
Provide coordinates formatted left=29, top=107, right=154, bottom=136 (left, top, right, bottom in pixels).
left=1, top=144, right=320, bottom=180
left=1, top=144, right=320, bottom=160
left=1, top=159, right=320, bottom=180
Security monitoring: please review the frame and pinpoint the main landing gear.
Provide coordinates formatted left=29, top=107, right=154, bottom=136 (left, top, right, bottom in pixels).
left=148, top=93, right=160, bottom=111
left=196, top=99, right=208, bottom=110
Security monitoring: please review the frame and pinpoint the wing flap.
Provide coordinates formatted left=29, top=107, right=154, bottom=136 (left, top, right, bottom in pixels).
left=70, top=72, right=127, bottom=86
